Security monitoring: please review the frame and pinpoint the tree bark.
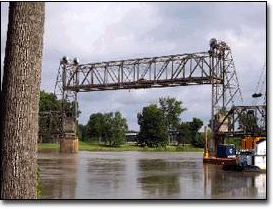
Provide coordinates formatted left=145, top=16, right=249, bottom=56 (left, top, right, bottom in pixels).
left=1, top=2, right=45, bottom=199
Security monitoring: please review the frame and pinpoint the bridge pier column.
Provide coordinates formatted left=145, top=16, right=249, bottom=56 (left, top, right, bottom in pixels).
left=60, top=117, right=78, bottom=153
left=60, top=136, right=78, bottom=153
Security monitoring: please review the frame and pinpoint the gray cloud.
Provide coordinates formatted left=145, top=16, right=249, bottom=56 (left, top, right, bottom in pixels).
left=1, top=2, right=266, bottom=130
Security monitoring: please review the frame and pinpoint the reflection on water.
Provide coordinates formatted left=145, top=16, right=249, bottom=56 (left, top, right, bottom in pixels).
left=38, top=151, right=77, bottom=199
left=38, top=151, right=266, bottom=199
left=203, top=164, right=266, bottom=199
left=138, top=159, right=181, bottom=197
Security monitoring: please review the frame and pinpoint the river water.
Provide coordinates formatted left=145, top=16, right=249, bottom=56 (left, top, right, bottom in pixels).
left=38, top=151, right=266, bottom=199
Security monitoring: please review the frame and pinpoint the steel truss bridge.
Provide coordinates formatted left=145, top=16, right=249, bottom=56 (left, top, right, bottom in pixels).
left=40, top=39, right=266, bottom=144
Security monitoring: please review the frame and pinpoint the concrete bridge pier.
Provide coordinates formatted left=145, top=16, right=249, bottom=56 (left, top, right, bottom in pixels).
left=60, top=136, right=78, bottom=153
left=60, top=117, right=79, bottom=153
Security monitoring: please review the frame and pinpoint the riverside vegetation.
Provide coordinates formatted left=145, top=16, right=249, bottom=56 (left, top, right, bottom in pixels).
left=39, top=92, right=209, bottom=151
left=38, top=141, right=204, bottom=152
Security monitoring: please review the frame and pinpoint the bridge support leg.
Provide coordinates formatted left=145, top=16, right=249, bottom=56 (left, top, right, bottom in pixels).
left=60, top=136, right=78, bottom=153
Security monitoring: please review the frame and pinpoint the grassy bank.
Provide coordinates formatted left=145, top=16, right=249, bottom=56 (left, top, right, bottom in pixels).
left=38, top=141, right=204, bottom=152
left=38, top=143, right=59, bottom=150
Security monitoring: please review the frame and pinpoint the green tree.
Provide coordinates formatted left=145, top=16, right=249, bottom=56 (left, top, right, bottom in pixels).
left=39, top=90, right=61, bottom=112
left=189, top=118, right=203, bottom=134
left=77, top=124, right=88, bottom=141
left=86, top=113, right=105, bottom=142
left=108, top=112, right=128, bottom=146
left=159, top=97, right=186, bottom=130
left=177, top=122, right=191, bottom=145
left=86, top=111, right=128, bottom=146
left=101, top=112, right=128, bottom=146
left=192, top=133, right=204, bottom=148
left=137, top=104, right=168, bottom=147
left=188, top=117, right=204, bottom=147
left=177, top=118, right=204, bottom=147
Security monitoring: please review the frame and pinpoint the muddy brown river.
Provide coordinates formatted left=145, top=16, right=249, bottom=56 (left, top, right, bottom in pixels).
left=38, top=151, right=266, bottom=199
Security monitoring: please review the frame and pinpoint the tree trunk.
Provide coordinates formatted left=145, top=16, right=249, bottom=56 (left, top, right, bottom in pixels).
left=1, top=2, right=45, bottom=199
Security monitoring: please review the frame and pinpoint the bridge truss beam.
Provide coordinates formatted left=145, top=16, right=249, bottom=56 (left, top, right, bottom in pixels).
left=61, top=52, right=222, bottom=92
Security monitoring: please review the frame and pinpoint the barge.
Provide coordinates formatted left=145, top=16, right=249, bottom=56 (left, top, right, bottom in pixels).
left=203, top=156, right=236, bottom=165
left=203, top=140, right=266, bottom=172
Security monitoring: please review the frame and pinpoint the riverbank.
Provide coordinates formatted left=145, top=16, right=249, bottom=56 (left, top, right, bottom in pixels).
left=38, top=141, right=204, bottom=152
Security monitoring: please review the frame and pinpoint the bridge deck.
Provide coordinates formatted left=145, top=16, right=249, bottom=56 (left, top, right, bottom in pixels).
left=65, top=76, right=223, bottom=92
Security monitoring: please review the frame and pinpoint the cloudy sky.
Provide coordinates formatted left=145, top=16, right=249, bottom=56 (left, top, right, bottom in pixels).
left=1, top=2, right=266, bottom=130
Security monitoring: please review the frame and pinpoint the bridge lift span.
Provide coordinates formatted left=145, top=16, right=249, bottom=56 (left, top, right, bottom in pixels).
left=45, top=39, right=246, bottom=153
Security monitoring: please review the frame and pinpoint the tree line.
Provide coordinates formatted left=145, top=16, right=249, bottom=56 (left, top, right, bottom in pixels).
left=39, top=91, right=206, bottom=148
left=75, top=96, right=205, bottom=148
